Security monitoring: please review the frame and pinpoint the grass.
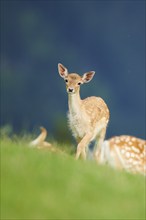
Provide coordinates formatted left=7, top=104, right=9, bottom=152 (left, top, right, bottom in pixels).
left=1, top=135, right=146, bottom=220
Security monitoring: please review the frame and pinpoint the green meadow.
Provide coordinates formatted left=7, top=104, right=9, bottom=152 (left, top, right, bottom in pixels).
left=1, top=136, right=145, bottom=220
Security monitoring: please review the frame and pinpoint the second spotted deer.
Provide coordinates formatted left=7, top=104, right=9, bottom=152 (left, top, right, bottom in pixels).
left=58, top=63, right=110, bottom=159
left=97, top=135, right=146, bottom=175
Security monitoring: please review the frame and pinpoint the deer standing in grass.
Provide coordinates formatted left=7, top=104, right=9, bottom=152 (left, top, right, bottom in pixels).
left=58, top=63, right=110, bottom=160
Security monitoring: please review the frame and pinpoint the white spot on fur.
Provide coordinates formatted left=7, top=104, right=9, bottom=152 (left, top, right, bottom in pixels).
left=125, top=137, right=130, bottom=142
left=115, top=139, right=120, bottom=144
left=131, top=152, right=136, bottom=158
left=126, top=152, right=131, bottom=158
left=121, top=149, right=125, bottom=154
left=140, top=154, right=144, bottom=158
left=132, top=146, right=140, bottom=153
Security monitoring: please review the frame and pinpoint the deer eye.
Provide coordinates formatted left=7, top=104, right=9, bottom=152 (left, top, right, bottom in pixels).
left=78, top=82, right=81, bottom=85
left=65, top=79, right=68, bottom=83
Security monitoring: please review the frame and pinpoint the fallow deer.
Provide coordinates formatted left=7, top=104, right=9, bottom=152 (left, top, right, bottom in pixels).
left=29, top=127, right=52, bottom=149
left=96, top=135, right=146, bottom=175
left=58, top=63, right=110, bottom=160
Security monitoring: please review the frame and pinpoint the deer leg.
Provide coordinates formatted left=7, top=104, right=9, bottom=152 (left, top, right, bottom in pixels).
left=94, top=127, right=107, bottom=162
left=75, top=133, right=93, bottom=160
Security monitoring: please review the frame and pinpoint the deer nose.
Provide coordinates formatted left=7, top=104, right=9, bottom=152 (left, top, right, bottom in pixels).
left=68, top=88, right=73, bottom=93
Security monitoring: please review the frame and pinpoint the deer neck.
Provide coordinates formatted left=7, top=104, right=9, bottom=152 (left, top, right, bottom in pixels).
left=68, top=90, right=82, bottom=115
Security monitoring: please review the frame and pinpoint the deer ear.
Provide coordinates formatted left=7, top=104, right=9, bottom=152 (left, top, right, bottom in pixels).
left=58, top=63, right=68, bottom=78
left=82, top=71, right=95, bottom=83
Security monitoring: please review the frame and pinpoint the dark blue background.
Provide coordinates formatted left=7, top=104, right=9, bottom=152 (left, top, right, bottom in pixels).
left=1, top=0, right=145, bottom=140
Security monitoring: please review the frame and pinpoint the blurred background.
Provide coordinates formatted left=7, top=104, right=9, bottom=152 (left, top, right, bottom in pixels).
left=1, top=0, right=145, bottom=141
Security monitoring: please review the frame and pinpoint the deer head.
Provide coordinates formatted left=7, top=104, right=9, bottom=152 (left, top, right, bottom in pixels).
left=58, top=63, right=95, bottom=94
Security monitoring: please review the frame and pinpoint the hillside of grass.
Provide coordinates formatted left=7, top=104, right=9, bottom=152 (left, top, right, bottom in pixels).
left=1, top=136, right=145, bottom=220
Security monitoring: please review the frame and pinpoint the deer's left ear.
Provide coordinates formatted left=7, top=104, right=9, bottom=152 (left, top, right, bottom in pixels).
left=82, top=71, right=95, bottom=83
